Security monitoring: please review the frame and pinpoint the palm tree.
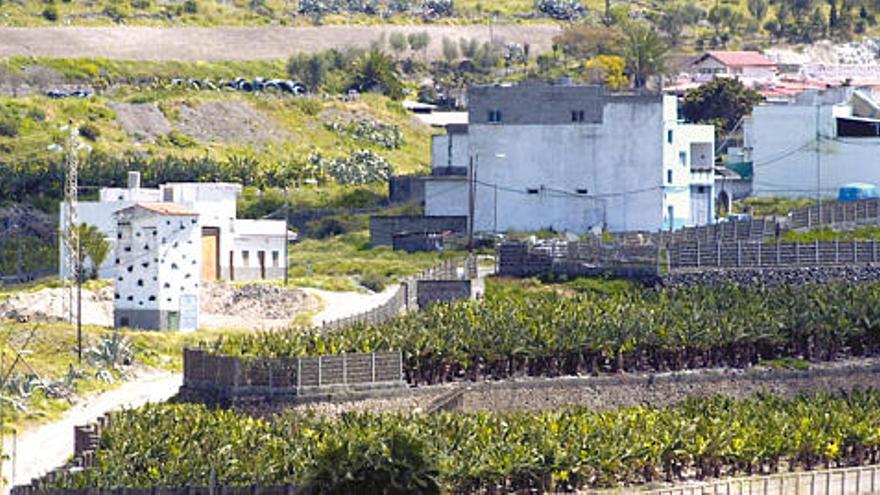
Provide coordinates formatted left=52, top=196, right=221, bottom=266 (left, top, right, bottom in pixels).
left=351, top=49, right=404, bottom=100
left=77, top=223, right=109, bottom=280
left=621, top=21, right=668, bottom=88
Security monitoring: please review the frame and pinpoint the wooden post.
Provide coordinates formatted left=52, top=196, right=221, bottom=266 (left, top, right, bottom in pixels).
left=317, top=356, right=322, bottom=387
left=371, top=352, right=377, bottom=383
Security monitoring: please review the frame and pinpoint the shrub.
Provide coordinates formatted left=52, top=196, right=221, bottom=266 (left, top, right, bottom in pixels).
left=0, top=116, right=20, bottom=138
left=324, top=118, right=404, bottom=149
left=359, top=272, right=386, bottom=292
left=78, top=123, right=101, bottom=142
left=535, top=0, right=586, bottom=20
left=42, top=5, right=59, bottom=21
left=311, top=149, right=393, bottom=185
left=165, top=129, right=196, bottom=148
left=183, top=0, right=198, bottom=12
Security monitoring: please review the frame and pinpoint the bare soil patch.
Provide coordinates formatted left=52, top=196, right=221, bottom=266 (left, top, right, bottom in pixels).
left=175, top=100, right=282, bottom=144
left=0, top=282, right=318, bottom=330
left=108, top=102, right=172, bottom=142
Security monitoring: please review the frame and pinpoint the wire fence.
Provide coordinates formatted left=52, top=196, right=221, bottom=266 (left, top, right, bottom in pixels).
left=668, top=239, right=880, bottom=269
left=790, top=198, right=880, bottom=230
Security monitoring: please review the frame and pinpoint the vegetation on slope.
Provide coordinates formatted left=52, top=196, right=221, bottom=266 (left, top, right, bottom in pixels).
left=215, top=279, right=880, bottom=383
left=54, top=391, right=880, bottom=491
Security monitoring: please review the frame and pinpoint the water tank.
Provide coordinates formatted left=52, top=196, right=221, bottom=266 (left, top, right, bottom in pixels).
left=127, top=171, right=141, bottom=189
left=838, top=182, right=879, bottom=202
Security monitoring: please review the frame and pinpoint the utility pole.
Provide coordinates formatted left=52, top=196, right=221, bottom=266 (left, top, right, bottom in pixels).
left=816, top=102, right=822, bottom=223
left=63, top=123, right=82, bottom=364
left=467, top=154, right=477, bottom=251
left=284, top=189, right=289, bottom=286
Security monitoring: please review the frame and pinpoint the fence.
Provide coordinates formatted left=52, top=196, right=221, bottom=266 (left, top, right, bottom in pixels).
left=790, top=198, right=880, bottom=230
left=660, top=218, right=779, bottom=245
left=497, top=240, right=660, bottom=280
left=588, top=464, right=880, bottom=495
left=183, top=349, right=405, bottom=399
left=669, top=239, right=880, bottom=269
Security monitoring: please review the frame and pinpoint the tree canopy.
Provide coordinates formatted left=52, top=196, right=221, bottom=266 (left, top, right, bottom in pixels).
left=681, top=77, right=764, bottom=138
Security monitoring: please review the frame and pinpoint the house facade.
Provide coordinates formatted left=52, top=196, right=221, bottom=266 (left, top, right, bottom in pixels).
left=60, top=173, right=287, bottom=282
left=425, top=82, right=716, bottom=233
left=748, top=86, right=880, bottom=198
left=689, top=51, right=778, bottom=82
left=113, top=203, right=200, bottom=331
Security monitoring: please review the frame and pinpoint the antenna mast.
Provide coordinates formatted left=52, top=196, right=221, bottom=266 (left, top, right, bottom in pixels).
left=63, top=125, right=80, bottom=340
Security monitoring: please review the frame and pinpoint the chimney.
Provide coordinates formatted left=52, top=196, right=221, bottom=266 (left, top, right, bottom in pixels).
left=128, top=171, right=141, bottom=190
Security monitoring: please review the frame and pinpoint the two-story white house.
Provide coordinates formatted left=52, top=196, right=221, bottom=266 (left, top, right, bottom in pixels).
left=60, top=172, right=287, bottom=282
left=424, top=82, right=716, bottom=233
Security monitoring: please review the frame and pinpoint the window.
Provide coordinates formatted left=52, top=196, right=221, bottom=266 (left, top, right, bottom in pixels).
left=667, top=130, right=673, bottom=144
left=163, top=188, right=174, bottom=202
left=679, top=151, right=687, bottom=167
left=576, top=188, right=588, bottom=195
left=667, top=170, right=673, bottom=184
left=571, top=110, right=585, bottom=122
left=272, top=251, right=280, bottom=268
left=526, top=188, right=539, bottom=194
left=837, top=117, right=880, bottom=137
left=488, top=110, right=502, bottom=123
left=242, top=250, right=250, bottom=267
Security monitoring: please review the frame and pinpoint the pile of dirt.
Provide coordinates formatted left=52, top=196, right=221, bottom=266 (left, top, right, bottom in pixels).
left=175, top=101, right=283, bottom=144
left=199, top=282, right=318, bottom=330
left=108, top=102, right=172, bottom=142
left=0, top=282, right=318, bottom=330
left=0, top=286, right=114, bottom=327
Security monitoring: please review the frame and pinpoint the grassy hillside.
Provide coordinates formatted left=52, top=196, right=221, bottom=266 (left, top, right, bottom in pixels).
left=0, top=86, right=434, bottom=177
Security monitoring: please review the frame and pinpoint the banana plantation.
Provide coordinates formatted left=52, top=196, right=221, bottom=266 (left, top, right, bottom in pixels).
left=53, top=391, right=880, bottom=492
left=215, top=282, right=880, bottom=384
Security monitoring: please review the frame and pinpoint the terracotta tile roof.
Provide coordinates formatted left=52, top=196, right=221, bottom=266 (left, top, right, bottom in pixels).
left=117, top=202, right=199, bottom=217
left=705, top=51, right=776, bottom=68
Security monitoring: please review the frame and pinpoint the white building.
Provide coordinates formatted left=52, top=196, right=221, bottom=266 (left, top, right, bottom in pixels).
left=425, top=82, right=716, bottom=233
left=747, top=86, right=880, bottom=198
left=113, top=203, right=200, bottom=331
left=688, top=51, right=778, bottom=83
left=60, top=173, right=287, bottom=282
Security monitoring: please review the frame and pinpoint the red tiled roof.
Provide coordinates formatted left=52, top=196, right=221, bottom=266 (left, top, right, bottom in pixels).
left=704, top=51, right=776, bottom=68
left=117, top=202, right=199, bottom=217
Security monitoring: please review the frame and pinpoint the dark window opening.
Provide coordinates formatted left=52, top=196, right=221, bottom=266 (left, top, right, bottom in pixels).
left=152, top=230, right=157, bottom=236
left=115, top=258, right=120, bottom=264
left=139, top=301, right=144, bottom=306
left=837, top=117, right=880, bottom=137
left=576, top=188, right=588, bottom=194
left=137, top=279, right=144, bottom=286
left=571, top=110, right=585, bottom=122
left=527, top=188, right=539, bottom=194
left=142, top=262, right=149, bottom=268
left=191, top=218, right=197, bottom=224
left=117, top=233, right=122, bottom=239
left=148, top=295, right=156, bottom=302
left=124, top=246, right=131, bottom=252
left=667, top=170, right=673, bottom=184
left=114, top=293, right=120, bottom=300
left=136, top=232, right=141, bottom=237
left=117, top=276, right=123, bottom=281
left=667, top=130, right=673, bottom=143
left=488, top=110, right=502, bottom=123
left=120, top=317, right=129, bottom=327
left=164, top=282, right=171, bottom=289
left=166, top=298, right=172, bottom=303
left=171, top=263, right=179, bottom=270
left=126, top=266, right=133, bottom=273
left=127, top=295, right=133, bottom=301
left=144, top=244, right=149, bottom=250
left=173, top=242, right=178, bottom=248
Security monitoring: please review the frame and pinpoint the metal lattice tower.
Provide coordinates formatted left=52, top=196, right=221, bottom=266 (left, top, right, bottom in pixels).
left=63, top=124, right=79, bottom=324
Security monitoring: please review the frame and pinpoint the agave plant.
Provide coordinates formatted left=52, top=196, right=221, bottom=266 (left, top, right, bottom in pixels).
left=86, top=333, right=134, bottom=371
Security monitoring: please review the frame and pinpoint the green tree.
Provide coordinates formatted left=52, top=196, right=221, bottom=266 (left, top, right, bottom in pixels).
left=621, top=22, right=667, bottom=88
left=681, top=78, right=763, bottom=140
left=748, top=0, right=768, bottom=21
left=441, top=37, right=459, bottom=63
left=351, top=49, right=404, bottom=99
left=389, top=32, right=408, bottom=55
left=77, top=223, right=110, bottom=280
left=657, top=3, right=704, bottom=46
left=287, top=53, right=328, bottom=91
left=552, top=24, right=624, bottom=59
left=407, top=31, right=431, bottom=59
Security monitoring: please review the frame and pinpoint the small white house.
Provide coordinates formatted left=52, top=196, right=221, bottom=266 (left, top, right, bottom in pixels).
left=60, top=173, right=287, bottom=282
left=113, top=203, right=200, bottom=331
left=689, top=51, right=778, bottom=83
left=425, top=82, right=716, bottom=233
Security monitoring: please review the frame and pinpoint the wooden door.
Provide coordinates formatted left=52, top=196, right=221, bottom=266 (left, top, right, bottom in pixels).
left=201, top=227, right=220, bottom=281
left=258, top=250, right=266, bottom=280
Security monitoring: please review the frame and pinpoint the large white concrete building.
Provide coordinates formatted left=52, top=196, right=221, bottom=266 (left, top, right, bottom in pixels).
left=113, top=203, right=200, bottom=331
left=747, top=87, right=880, bottom=198
left=60, top=173, right=287, bottom=282
left=425, top=82, right=716, bottom=233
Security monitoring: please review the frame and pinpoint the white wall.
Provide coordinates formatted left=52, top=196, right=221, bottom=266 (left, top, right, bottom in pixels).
left=425, top=178, right=469, bottom=217
left=748, top=100, right=880, bottom=198
left=431, top=133, right=470, bottom=169
left=114, top=208, right=200, bottom=330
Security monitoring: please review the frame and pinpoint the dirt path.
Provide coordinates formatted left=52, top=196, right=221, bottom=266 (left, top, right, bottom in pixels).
left=3, top=370, right=181, bottom=492
left=303, top=285, right=401, bottom=327
left=0, top=25, right=560, bottom=61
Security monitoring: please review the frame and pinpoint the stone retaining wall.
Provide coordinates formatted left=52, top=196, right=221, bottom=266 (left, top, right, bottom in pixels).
left=663, top=265, right=880, bottom=287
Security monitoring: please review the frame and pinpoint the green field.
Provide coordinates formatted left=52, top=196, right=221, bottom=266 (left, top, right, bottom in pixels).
left=51, top=391, right=880, bottom=491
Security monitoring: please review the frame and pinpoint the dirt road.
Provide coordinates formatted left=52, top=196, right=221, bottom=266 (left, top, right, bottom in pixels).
left=4, top=370, right=181, bottom=492
left=0, top=25, right=560, bottom=61
left=303, top=284, right=401, bottom=327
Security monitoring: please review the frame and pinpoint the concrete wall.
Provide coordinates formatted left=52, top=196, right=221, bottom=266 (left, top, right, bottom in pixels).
left=416, top=280, right=471, bottom=308
left=389, top=175, right=426, bottom=204
left=369, top=215, right=467, bottom=246
left=431, top=132, right=469, bottom=169
left=424, top=178, right=468, bottom=218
